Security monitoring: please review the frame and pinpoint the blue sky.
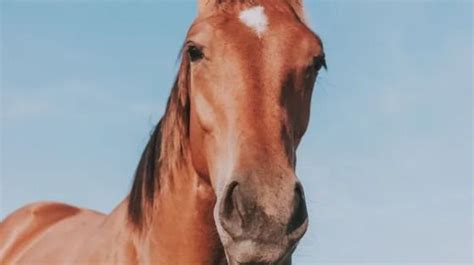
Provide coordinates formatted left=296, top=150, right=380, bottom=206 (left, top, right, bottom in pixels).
left=1, top=1, right=472, bottom=264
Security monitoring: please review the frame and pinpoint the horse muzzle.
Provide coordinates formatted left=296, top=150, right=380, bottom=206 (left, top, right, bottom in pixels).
left=216, top=180, right=308, bottom=264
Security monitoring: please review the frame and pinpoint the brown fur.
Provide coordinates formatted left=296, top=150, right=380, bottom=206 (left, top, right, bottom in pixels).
left=0, top=1, right=324, bottom=264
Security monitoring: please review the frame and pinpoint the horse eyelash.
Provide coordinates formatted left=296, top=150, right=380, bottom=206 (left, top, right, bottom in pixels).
left=313, top=54, right=327, bottom=72
left=184, top=41, right=205, bottom=63
left=188, top=45, right=204, bottom=62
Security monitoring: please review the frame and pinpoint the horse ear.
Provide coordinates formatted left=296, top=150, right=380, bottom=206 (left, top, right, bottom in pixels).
left=287, top=0, right=306, bottom=21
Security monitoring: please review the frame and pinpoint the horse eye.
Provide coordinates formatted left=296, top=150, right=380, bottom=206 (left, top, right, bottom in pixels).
left=188, top=45, right=204, bottom=62
left=313, top=53, right=327, bottom=72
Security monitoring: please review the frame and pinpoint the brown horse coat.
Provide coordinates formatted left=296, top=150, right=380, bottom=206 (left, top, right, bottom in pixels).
left=1, top=1, right=325, bottom=264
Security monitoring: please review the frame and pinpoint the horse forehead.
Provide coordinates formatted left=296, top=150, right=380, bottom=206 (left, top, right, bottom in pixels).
left=190, top=5, right=317, bottom=69
left=191, top=4, right=308, bottom=44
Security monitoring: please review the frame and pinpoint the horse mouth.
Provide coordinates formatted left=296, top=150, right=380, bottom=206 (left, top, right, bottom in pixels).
left=221, top=217, right=308, bottom=265
left=224, top=240, right=296, bottom=265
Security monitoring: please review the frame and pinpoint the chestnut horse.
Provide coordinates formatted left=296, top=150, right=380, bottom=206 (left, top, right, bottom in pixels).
left=0, top=0, right=326, bottom=264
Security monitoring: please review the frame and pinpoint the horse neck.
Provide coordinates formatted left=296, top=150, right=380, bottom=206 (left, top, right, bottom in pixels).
left=136, top=152, right=225, bottom=265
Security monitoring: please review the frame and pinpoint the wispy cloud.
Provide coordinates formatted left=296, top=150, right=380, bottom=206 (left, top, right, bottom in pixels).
left=2, top=81, right=166, bottom=122
left=2, top=97, right=59, bottom=120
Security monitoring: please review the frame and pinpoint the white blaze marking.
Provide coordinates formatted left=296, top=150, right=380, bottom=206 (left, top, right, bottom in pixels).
left=239, top=6, right=268, bottom=37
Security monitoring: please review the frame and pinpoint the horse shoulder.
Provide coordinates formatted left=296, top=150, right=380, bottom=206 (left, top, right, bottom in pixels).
left=0, top=201, right=85, bottom=264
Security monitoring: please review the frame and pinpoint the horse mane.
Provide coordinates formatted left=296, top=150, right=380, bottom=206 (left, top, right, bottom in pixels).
left=128, top=52, right=191, bottom=229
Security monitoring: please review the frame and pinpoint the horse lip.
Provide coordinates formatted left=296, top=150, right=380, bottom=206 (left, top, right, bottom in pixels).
left=223, top=236, right=298, bottom=265
left=227, top=251, right=293, bottom=265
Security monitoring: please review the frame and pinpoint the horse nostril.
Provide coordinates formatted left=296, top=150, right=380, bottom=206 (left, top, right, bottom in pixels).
left=222, top=181, right=239, bottom=217
left=220, top=181, right=244, bottom=236
left=287, top=183, right=308, bottom=233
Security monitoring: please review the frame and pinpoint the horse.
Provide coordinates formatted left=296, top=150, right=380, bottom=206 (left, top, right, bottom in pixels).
left=0, top=0, right=326, bottom=264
